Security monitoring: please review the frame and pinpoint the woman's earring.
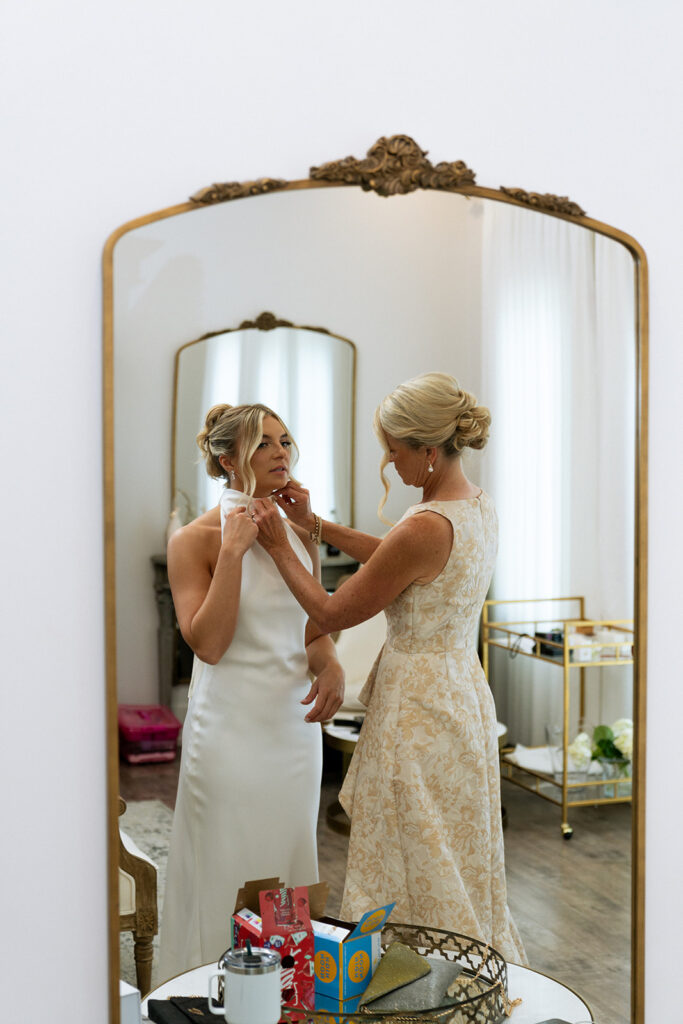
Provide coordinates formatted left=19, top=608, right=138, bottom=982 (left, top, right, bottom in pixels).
left=228, top=470, right=234, bottom=483
left=427, top=463, right=434, bottom=473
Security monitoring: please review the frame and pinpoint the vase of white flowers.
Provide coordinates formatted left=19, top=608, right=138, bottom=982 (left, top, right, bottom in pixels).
left=593, top=718, right=633, bottom=797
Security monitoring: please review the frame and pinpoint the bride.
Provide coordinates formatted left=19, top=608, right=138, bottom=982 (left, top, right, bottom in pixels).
left=157, top=401, right=344, bottom=981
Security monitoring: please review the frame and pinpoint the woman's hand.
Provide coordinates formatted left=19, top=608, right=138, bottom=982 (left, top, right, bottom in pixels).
left=221, top=505, right=258, bottom=556
left=301, top=661, right=345, bottom=723
left=251, top=497, right=290, bottom=553
left=273, top=481, right=315, bottom=532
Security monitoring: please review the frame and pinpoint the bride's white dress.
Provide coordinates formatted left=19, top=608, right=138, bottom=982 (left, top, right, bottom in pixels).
left=157, top=488, right=322, bottom=981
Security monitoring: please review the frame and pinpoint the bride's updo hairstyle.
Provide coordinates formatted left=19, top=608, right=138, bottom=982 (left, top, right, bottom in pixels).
left=374, top=372, right=490, bottom=519
left=196, top=402, right=299, bottom=497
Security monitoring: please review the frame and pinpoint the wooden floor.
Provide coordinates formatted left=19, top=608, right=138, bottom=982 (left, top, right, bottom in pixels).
left=501, top=781, right=630, bottom=1024
left=120, top=745, right=631, bottom=1024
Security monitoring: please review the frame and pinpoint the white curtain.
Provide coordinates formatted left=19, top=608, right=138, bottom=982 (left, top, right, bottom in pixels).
left=479, top=204, right=635, bottom=744
left=196, top=336, right=242, bottom=515
left=239, top=328, right=339, bottom=519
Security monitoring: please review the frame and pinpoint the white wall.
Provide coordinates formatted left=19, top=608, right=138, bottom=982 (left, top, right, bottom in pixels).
left=2, top=1, right=681, bottom=1019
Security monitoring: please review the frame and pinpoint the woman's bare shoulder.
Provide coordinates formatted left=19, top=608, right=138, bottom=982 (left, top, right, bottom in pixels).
left=393, top=508, right=453, bottom=539
left=375, top=510, right=452, bottom=565
left=168, top=507, right=221, bottom=563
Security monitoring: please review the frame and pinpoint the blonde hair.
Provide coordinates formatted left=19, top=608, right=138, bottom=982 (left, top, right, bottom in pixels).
left=196, top=403, right=298, bottom=497
left=374, top=372, right=490, bottom=519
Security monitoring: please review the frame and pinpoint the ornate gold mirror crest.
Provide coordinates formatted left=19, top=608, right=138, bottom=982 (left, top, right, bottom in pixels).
left=104, top=134, right=647, bottom=1024
left=189, top=134, right=583, bottom=211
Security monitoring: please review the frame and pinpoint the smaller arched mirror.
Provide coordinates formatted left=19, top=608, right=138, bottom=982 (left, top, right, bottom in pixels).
left=171, top=312, right=356, bottom=528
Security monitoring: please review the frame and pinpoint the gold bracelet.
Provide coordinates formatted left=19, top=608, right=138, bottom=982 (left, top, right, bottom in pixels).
left=309, top=513, right=322, bottom=545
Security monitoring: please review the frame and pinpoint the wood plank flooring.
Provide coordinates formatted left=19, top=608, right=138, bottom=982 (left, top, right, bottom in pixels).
left=501, top=781, right=630, bottom=1024
left=120, top=746, right=631, bottom=1023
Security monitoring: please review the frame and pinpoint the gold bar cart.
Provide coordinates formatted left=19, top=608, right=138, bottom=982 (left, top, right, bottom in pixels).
left=482, top=596, right=633, bottom=838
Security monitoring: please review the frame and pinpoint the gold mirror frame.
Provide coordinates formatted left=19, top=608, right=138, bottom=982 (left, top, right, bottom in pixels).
left=103, top=135, right=648, bottom=1024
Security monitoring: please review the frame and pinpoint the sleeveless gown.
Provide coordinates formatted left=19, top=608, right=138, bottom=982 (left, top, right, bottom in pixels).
left=339, top=494, right=526, bottom=964
left=158, top=488, right=322, bottom=981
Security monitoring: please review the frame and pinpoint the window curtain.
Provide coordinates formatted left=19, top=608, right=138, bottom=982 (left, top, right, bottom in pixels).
left=196, top=336, right=242, bottom=516
left=240, top=329, right=338, bottom=520
left=478, top=204, right=635, bottom=744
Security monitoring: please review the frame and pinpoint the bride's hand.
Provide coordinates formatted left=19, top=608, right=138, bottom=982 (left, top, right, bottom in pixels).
left=221, top=505, right=258, bottom=555
left=251, top=498, right=289, bottom=553
left=301, top=661, right=345, bottom=723
left=273, top=481, right=315, bottom=531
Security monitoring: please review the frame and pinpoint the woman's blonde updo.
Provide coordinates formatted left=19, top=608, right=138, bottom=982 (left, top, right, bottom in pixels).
left=374, top=372, right=490, bottom=518
left=196, top=402, right=298, bottom=497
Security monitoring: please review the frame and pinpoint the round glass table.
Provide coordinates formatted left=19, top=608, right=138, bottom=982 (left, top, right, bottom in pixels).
left=141, top=960, right=593, bottom=1023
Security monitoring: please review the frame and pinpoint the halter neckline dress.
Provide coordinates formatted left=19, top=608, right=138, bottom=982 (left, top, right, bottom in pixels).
left=158, top=488, right=322, bottom=981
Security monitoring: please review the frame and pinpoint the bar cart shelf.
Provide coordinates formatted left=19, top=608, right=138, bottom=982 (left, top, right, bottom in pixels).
left=482, top=596, right=634, bottom=838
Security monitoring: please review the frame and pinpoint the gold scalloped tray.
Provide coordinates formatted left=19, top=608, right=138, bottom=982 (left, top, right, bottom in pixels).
left=282, top=922, right=509, bottom=1024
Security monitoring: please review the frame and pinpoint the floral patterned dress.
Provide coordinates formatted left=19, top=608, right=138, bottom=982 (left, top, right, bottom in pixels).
left=339, top=494, right=526, bottom=964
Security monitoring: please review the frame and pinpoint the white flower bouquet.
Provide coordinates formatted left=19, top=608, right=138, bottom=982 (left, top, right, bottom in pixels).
left=592, top=718, right=633, bottom=769
left=567, top=731, right=593, bottom=772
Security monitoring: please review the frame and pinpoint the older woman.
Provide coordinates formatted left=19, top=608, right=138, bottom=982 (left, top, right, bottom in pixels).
left=157, top=402, right=344, bottom=981
left=252, top=373, right=526, bottom=964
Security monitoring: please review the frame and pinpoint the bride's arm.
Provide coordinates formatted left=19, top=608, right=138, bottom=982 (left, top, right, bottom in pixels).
left=302, top=625, right=345, bottom=723
left=285, top=516, right=345, bottom=722
left=168, top=507, right=257, bottom=664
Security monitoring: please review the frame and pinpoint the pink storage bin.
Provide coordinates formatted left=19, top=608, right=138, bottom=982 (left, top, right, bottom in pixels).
left=118, top=703, right=182, bottom=764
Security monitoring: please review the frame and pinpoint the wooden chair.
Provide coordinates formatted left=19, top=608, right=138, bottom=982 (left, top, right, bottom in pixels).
left=118, top=797, right=158, bottom=995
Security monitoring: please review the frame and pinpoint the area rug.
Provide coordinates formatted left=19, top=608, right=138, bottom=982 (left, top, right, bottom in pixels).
left=119, top=799, right=173, bottom=992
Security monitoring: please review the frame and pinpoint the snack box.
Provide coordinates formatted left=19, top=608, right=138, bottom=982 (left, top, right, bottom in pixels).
left=118, top=704, right=182, bottom=763
left=232, top=880, right=393, bottom=1009
left=312, top=903, right=395, bottom=1002
left=232, top=878, right=330, bottom=1011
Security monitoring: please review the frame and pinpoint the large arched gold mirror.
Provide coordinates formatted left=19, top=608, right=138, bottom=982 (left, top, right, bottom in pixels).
left=104, top=136, right=647, bottom=1023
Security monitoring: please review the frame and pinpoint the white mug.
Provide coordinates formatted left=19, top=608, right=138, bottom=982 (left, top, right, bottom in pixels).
left=209, top=947, right=281, bottom=1024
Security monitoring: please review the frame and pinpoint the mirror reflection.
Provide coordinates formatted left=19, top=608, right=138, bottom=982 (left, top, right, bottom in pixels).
left=173, top=316, right=355, bottom=528
left=110, top=176, right=639, bottom=1024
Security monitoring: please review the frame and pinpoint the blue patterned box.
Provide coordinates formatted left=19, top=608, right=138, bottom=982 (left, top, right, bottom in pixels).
left=312, top=903, right=395, bottom=1002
